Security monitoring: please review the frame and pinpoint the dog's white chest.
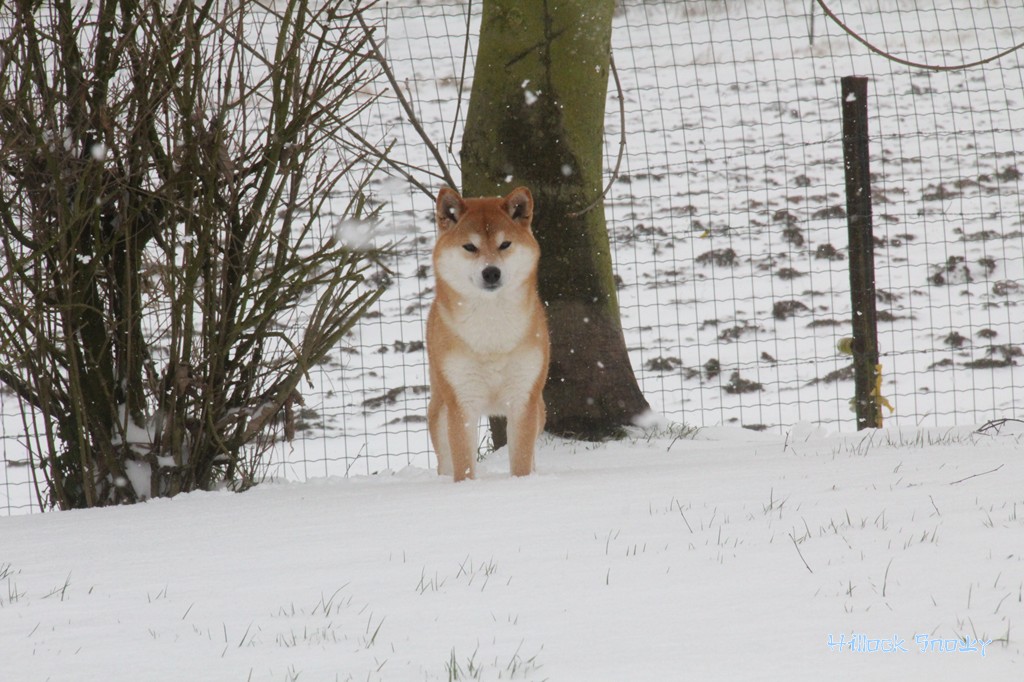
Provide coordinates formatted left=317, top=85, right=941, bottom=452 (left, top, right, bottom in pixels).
left=442, top=344, right=545, bottom=417
left=449, top=296, right=530, bottom=355
left=439, top=295, right=544, bottom=416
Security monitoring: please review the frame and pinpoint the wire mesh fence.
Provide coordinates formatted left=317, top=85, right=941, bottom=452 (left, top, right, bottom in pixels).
left=3, top=0, right=1023, bottom=514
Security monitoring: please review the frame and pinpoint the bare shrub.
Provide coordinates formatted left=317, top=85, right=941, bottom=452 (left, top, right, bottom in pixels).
left=0, top=0, right=388, bottom=508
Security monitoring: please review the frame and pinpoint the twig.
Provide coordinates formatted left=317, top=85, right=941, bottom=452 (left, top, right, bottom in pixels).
left=975, top=418, right=1024, bottom=436
left=448, top=0, right=473, bottom=157
left=356, top=11, right=458, bottom=193
left=567, top=52, right=625, bottom=219
left=343, top=128, right=437, bottom=198
left=789, top=532, right=813, bottom=574
left=949, top=464, right=1005, bottom=486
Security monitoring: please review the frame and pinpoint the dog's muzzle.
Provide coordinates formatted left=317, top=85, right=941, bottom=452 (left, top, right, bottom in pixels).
left=481, top=266, right=502, bottom=290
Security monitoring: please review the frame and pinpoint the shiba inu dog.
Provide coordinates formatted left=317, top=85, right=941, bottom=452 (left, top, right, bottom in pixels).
left=426, top=186, right=550, bottom=481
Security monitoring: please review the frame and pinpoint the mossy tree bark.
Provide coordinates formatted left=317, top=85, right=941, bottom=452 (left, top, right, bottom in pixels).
left=462, top=0, right=649, bottom=441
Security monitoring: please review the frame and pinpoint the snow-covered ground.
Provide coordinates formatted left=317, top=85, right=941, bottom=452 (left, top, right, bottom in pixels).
left=2, top=423, right=1022, bottom=680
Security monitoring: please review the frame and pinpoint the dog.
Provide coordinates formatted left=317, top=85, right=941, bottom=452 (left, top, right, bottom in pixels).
left=426, top=186, right=550, bottom=481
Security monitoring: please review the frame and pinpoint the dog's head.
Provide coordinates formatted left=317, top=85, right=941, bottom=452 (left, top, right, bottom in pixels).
left=433, top=186, right=539, bottom=296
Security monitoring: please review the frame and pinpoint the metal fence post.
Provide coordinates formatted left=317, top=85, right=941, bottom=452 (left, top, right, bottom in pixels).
left=841, top=76, right=881, bottom=430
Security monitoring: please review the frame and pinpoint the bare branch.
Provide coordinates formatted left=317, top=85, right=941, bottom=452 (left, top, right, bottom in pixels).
left=355, top=10, right=458, bottom=193
left=567, top=52, right=625, bottom=219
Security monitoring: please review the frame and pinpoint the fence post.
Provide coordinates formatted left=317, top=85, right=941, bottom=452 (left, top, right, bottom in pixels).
left=841, top=76, right=881, bottom=430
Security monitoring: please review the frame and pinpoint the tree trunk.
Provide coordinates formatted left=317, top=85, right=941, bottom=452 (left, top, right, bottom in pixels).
left=462, top=0, right=649, bottom=442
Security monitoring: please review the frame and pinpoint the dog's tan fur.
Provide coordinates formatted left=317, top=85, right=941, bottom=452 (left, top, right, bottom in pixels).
left=426, top=187, right=550, bottom=481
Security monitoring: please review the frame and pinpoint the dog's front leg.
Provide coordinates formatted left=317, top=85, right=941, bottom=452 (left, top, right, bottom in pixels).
left=446, top=403, right=478, bottom=482
left=506, top=398, right=543, bottom=477
left=428, top=398, right=453, bottom=476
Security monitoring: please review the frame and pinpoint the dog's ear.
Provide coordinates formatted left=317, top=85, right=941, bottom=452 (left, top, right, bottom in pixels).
left=502, top=187, right=533, bottom=228
left=436, top=187, right=465, bottom=231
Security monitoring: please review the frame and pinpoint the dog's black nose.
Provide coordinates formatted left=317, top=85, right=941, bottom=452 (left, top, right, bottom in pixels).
left=481, top=266, right=501, bottom=287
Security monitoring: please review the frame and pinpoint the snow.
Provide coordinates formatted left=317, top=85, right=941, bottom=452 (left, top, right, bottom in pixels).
left=335, top=217, right=381, bottom=252
left=1, top=424, right=1021, bottom=679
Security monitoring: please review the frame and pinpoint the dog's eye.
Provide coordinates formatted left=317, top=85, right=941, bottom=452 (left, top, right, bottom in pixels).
left=499, top=241, right=512, bottom=250
left=462, top=243, right=478, bottom=253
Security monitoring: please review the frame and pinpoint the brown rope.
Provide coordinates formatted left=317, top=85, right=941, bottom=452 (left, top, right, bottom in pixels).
left=814, top=0, right=1024, bottom=72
